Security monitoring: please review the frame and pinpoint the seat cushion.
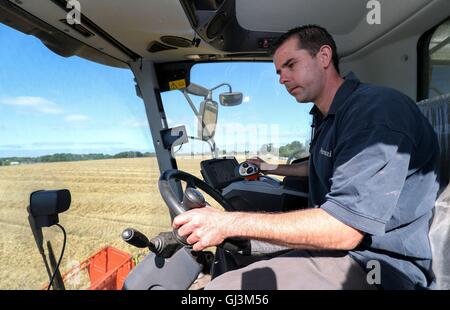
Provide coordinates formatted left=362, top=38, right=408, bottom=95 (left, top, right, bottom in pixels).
left=429, top=185, right=450, bottom=289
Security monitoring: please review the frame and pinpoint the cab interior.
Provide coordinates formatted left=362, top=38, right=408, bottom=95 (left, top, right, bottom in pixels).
left=0, top=0, right=449, bottom=289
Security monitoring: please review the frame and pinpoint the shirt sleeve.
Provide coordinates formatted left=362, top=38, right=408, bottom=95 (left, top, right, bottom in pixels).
left=321, top=124, right=413, bottom=236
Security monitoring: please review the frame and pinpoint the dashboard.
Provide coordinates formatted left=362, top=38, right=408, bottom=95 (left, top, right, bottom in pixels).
left=200, top=157, right=309, bottom=212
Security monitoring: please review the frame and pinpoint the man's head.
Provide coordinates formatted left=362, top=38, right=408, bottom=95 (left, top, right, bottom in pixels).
left=273, top=25, right=340, bottom=74
left=272, top=25, right=341, bottom=105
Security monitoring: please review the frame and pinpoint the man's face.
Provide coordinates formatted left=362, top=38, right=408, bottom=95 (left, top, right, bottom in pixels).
left=273, top=36, right=325, bottom=103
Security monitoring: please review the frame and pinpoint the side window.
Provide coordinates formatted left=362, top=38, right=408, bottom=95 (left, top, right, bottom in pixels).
left=418, top=18, right=450, bottom=187
left=0, top=24, right=168, bottom=289
left=420, top=18, right=450, bottom=99
left=161, top=62, right=313, bottom=174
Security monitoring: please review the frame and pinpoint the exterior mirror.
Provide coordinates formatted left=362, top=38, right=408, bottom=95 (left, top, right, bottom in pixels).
left=219, top=92, right=243, bottom=106
left=198, top=100, right=218, bottom=141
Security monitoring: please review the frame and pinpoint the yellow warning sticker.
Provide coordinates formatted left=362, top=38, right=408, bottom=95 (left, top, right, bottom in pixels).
left=169, top=79, right=186, bottom=90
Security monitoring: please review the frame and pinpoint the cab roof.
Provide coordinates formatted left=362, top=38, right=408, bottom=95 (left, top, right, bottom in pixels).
left=0, top=0, right=448, bottom=68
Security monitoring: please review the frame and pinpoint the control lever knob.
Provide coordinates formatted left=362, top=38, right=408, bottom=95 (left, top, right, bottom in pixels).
left=182, top=187, right=206, bottom=211
left=237, top=162, right=260, bottom=177
left=122, top=228, right=152, bottom=249
left=175, top=187, right=207, bottom=245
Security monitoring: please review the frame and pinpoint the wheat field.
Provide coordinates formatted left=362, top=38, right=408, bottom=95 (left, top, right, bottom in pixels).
left=0, top=157, right=212, bottom=289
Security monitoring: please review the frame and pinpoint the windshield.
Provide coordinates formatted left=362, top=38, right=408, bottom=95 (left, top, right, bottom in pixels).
left=0, top=23, right=170, bottom=289
left=161, top=62, right=313, bottom=173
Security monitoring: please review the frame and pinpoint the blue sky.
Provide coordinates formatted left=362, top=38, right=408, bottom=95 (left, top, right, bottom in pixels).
left=0, top=23, right=313, bottom=157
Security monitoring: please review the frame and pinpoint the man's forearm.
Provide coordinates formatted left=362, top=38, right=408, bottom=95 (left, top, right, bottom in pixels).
left=263, top=160, right=308, bottom=177
left=225, top=208, right=363, bottom=250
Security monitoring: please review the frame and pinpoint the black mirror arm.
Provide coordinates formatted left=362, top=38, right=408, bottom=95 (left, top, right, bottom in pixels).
left=209, top=82, right=232, bottom=93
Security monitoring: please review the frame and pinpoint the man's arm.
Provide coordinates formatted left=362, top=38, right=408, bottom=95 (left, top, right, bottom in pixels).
left=173, top=207, right=364, bottom=252
left=229, top=208, right=364, bottom=249
left=246, top=157, right=309, bottom=177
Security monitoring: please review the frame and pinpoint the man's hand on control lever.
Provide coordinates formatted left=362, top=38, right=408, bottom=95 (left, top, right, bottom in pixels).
left=173, top=205, right=233, bottom=251
left=246, top=157, right=278, bottom=174
left=247, top=156, right=309, bottom=177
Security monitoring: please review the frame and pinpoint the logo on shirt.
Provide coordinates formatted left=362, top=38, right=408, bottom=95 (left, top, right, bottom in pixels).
left=320, top=147, right=332, bottom=158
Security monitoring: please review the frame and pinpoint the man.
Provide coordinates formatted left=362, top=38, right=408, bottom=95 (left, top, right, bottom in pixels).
left=173, top=25, right=439, bottom=289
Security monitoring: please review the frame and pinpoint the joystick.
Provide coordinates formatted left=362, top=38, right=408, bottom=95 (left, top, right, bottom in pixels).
left=237, top=162, right=260, bottom=180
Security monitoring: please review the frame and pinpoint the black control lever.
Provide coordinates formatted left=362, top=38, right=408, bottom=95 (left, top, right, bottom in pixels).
left=122, top=228, right=182, bottom=258
left=182, top=187, right=206, bottom=210
left=122, top=228, right=153, bottom=249
left=122, top=228, right=156, bottom=252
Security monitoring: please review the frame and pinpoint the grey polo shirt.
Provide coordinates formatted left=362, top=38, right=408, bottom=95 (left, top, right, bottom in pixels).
left=309, top=73, right=439, bottom=289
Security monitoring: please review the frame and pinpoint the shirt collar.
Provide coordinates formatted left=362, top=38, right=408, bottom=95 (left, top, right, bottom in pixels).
left=309, top=72, right=360, bottom=118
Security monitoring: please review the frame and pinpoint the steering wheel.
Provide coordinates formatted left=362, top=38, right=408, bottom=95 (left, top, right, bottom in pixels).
left=158, top=169, right=247, bottom=251
left=159, top=169, right=236, bottom=215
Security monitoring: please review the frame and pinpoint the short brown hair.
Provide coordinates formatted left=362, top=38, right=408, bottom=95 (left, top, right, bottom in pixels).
left=273, top=25, right=340, bottom=74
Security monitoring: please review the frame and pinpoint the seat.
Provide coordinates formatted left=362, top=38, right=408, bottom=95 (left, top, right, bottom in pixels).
left=417, top=94, right=450, bottom=289
left=283, top=156, right=309, bottom=193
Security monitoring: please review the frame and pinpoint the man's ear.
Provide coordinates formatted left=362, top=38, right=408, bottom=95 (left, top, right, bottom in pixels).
left=317, top=45, right=333, bottom=69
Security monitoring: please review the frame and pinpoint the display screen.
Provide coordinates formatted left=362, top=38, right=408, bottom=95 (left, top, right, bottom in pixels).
left=200, top=157, right=242, bottom=189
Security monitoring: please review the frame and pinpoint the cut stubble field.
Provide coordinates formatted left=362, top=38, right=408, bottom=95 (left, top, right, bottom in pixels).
left=0, top=157, right=209, bottom=289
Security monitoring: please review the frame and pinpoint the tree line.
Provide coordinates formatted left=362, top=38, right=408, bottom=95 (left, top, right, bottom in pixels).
left=259, top=141, right=309, bottom=159
left=0, top=151, right=155, bottom=166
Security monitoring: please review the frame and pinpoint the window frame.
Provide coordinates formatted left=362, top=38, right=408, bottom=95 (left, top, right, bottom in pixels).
left=417, top=17, right=450, bottom=101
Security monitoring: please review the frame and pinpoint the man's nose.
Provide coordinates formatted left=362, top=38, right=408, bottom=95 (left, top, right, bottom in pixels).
left=279, top=72, right=288, bottom=85
left=279, top=68, right=292, bottom=85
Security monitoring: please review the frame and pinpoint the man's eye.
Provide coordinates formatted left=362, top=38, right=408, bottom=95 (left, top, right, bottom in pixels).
left=288, top=62, right=295, bottom=69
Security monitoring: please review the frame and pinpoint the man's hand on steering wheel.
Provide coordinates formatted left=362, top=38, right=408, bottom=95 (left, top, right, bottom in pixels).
left=173, top=206, right=233, bottom=251
left=159, top=169, right=247, bottom=253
